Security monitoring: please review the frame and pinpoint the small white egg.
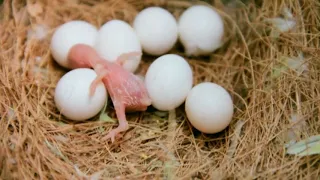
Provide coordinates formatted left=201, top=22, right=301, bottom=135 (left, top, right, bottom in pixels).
left=185, top=82, right=233, bottom=134
left=145, top=54, right=193, bottom=111
left=178, top=5, right=224, bottom=56
left=54, top=68, right=107, bottom=121
left=95, top=20, right=142, bottom=73
left=133, top=7, right=178, bottom=56
left=50, top=20, right=98, bottom=69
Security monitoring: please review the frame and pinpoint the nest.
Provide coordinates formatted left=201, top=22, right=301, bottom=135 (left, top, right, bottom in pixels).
left=1, top=0, right=320, bottom=179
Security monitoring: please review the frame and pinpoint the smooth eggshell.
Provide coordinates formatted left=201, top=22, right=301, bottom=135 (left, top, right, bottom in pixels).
left=178, top=5, right=224, bottom=56
left=54, top=68, right=107, bottom=121
left=133, top=7, right=178, bottom=56
left=95, top=20, right=142, bottom=73
left=50, top=20, right=98, bottom=69
left=185, top=82, right=233, bottom=134
left=145, top=54, right=193, bottom=111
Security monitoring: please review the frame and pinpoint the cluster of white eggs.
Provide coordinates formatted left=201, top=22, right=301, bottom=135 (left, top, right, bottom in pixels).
left=51, top=4, right=233, bottom=134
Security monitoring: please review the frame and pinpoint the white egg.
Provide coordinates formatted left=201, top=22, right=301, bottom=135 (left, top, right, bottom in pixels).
left=178, top=5, right=224, bottom=56
left=54, top=68, right=107, bottom=121
left=95, top=20, right=142, bottom=73
left=145, top=54, right=193, bottom=111
left=50, top=20, right=98, bottom=69
left=185, top=82, right=233, bottom=134
left=133, top=7, right=178, bottom=56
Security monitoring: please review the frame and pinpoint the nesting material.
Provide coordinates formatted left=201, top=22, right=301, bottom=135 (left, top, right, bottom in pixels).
left=0, top=0, right=320, bottom=179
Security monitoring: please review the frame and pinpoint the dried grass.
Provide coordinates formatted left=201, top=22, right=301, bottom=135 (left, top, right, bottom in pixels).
left=1, top=0, right=320, bottom=179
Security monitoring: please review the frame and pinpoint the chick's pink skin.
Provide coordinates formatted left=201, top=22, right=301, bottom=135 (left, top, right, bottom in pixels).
left=68, top=44, right=99, bottom=69
left=67, top=44, right=152, bottom=142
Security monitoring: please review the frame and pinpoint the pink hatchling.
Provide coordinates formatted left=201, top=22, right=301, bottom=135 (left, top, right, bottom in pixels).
left=67, top=44, right=152, bottom=142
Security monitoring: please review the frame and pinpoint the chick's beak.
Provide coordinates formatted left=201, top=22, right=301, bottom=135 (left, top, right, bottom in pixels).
left=141, top=97, right=152, bottom=106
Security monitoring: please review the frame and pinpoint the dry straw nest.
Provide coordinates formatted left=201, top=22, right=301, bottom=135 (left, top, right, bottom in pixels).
left=1, top=0, right=320, bottom=179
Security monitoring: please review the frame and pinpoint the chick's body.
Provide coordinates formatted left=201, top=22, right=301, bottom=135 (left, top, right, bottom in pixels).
left=100, top=61, right=151, bottom=112
left=68, top=44, right=151, bottom=142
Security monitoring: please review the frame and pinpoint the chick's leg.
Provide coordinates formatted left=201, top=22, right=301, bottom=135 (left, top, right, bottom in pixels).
left=89, top=63, right=108, bottom=96
left=116, top=52, right=142, bottom=66
left=103, top=102, right=128, bottom=143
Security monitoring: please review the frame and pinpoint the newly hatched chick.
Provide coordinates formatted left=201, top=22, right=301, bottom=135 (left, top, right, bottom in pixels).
left=68, top=44, right=152, bottom=142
